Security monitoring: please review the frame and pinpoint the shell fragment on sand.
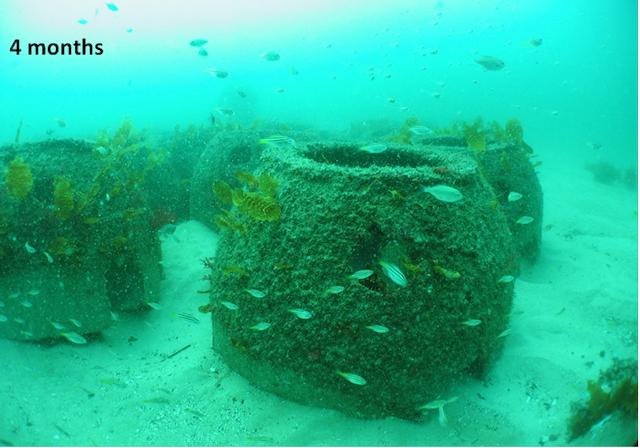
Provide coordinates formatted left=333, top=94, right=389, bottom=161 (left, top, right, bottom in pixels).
left=423, top=184, right=463, bottom=203
left=418, top=396, right=458, bottom=426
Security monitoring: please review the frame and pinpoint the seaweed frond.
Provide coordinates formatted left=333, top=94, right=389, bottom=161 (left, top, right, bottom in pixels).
left=386, top=116, right=419, bottom=144
left=4, top=157, right=33, bottom=200
left=213, top=180, right=233, bottom=206
left=568, top=359, right=638, bottom=441
left=232, top=189, right=281, bottom=222
left=53, top=176, right=75, bottom=220
left=505, top=118, right=523, bottom=145
left=463, top=118, right=486, bottom=154
left=214, top=210, right=246, bottom=233
left=258, top=173, right=279, bottom=196
left=235, top=171, right=260, bottom=189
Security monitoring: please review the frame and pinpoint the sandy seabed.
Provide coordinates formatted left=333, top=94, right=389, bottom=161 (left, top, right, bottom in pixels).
left=0, top=155, right=637, bottom=446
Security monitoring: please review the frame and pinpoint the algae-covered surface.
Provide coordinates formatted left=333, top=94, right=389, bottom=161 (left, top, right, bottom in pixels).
left=207, top=142, right=517, bottom=419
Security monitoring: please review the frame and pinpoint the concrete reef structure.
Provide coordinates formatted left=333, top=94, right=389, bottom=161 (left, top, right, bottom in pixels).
left=206, top=140, right=518, bottom=419
left=0, top=137, right=163, bottom=341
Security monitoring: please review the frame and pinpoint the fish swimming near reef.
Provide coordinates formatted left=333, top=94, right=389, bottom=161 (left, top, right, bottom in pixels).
left=206, top=69, right=228, bottom=79
left=529, top=38, right=543, bottom=47
left=259, top=135, right=295, bottom=147
left=190, top=39, right=208, bottom=47
left=261, top=51, right=280, bottom=61
left=359, top=143, right=387, bottom=154
left=475, top=55, right=505, bottom=70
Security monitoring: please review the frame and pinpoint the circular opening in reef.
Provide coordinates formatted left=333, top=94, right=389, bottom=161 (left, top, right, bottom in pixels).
left=303, top=143, right=434, bottom=168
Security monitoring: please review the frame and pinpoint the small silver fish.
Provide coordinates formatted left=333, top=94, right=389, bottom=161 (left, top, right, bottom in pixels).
left=27, top=289, right=40, bottom=296
left=359, top=143, right=387, bottom=154
left=216, top=108, right=234, bottom=116
left=336, top=371, right=367, bottom=386
left=497, top=275, right=515, bottom=284
left=14, top=317, right=25, bottom=324
left=69, top=318, right=82, bottom=328
left=50, top=321, right=65, bottom=330
left=9, top=292, right=20, bottom=299
left=409, top=125, right=434, bottom=136
left=110, top=311, right=120, bottom=321
left=206, top=68, right=229, bottom=79
left=198, top=48, right=208, bottom=57
left=20, top=300, right=32, bottom=308
left=462, top=319, right=482, bottom=327
left=507, top=191, right=523, bottom=202
left=325, top=285, right=345, bottom=295
left=176, top=312, right=200, bottom=324
left=475, top=55, right=504, bottom=70
left=61, top=331, right=87, bottom=344
left=0, top=315, right=7, bottom=322
left=423, top=184, right=463, bottom=203
left=220, top=301, right=239, bottom=311
left=249, top=322, right=271, bottom=331
left=259, top=135, right=295, bottom=146
left=365, top=324, right=389, bottom=334
left=146, top=302, right=162, bottom=310
left=245, top=288, right=266, bottom=299
left=24, top=242, right=36, bottom=254
left=288, top=308, right=313, bottom=319
left=190, top=38, right=208, bottom=47
left=516, top=216, right=534, bottom=225
left=497, top=328, right=512, bottom=338
left=105, top=3, right=118, bottom=12
left=261, top=51, right=280, bottom=61
left=379, top=261, right=407, bottom=287
left=348, top=269, right=374, bottom=280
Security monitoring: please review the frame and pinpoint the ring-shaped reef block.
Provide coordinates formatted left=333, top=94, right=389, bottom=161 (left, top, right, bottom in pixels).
left=0, top=138, right=162, bottom=341
left=190, top=130, right=263, bottom=227
left=207, top=140, right=518, bottom=420
left=414, top=133, right=543, bottom=262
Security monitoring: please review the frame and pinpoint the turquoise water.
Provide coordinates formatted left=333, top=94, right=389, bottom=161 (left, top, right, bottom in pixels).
left=1, top=0, right=637, bottom=164
left=0, top=0, right=637, bottom=446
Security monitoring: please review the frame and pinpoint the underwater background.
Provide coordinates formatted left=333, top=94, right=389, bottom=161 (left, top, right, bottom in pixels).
left=0, top=0, right=637, bottom=446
